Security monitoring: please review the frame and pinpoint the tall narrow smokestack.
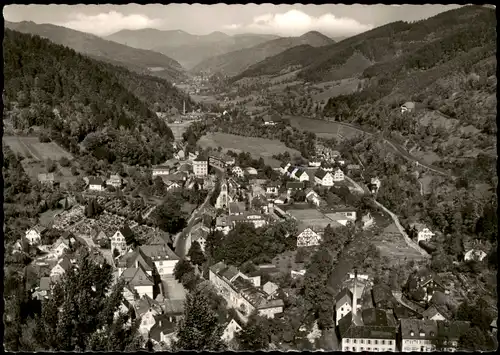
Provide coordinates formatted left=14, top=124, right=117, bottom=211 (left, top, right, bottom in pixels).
left=352, top=270, right=358, bottom=317
left=183, top=100, right=186, bottom=115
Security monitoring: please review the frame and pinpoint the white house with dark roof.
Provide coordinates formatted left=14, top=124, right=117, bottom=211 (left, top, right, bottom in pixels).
left=50, top=255, right=72, bottom=281
left=335, top=288, right=354, bottom=325
left=293, top=169, right=309, bottom=182
left=120, top=263, right=155, bottom=299
left=315, top=169, right=334, bottom=187
left=221, top=318, right=243, bottom=344
left=296, top=225, right=322, bottom=247
left=422, top=305, right=448, bottom=321
left=401, top=101, right=416, bottom=114
left=25, top=225, right=47, bottom=245
left=266, top=181, right=280, bottom=195
left=333, top=168, right=345, bottom=182
left=106, top=174, right=123, bottom=188
left=305, top=188, right=322, bottom=206
left=232, top=166, right=244, bottom=178
left=410, top=223, right=435, bottom=243
left=88, top=177, right=106, bottom=191
left=280, top=162, right=291, bottom=175
left=209, top=262, right=284, bottom=323
left=111, top=225, right=134, bottom=256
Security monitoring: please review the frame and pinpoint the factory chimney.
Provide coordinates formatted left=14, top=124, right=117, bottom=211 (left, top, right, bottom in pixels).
left=352, top=269, right=358, bottom=317
left=183, top=100, right=186, bottom=115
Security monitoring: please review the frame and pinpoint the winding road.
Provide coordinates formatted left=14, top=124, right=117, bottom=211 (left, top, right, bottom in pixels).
left=296, top=116, right=455, bottom=178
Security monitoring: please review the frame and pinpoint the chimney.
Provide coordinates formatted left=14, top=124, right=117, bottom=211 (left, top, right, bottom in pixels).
left=352, top=270, right=358, bottom=317
left=183, top=100, right=186, bottom=115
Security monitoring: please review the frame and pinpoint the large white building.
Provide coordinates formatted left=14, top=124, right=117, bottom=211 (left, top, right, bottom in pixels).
left=193, top=156, right=208, bottom=177
left=209, top=262, right=284, bottom=323
left=314, top=169, right=334, bottom=187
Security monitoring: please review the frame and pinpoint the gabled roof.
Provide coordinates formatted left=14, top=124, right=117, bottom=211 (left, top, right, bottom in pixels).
left=149, top=230, right=172, bottom=246
left=150, top=316, right=177, bottom=342
left=280, top=162, right=290, bottom=169
left=194, top=155, right=207, bottom=162
left=161, top=298, right=185, bottom=315
left=39, top=277, right=51, bottom=291
left=229, top=202, right=241, bottom=215
left=315, top=169, right=328, bottom=179
left=30, top=225, right=47, bottom=235
left=361, top=308, right=389, bottom=327
left=335, top=288, right=353, bottom=307
left=121, top=264, right=155, bottom=287
left=286, top=182, right=304, bottom=189
left=393, top=304, right=422, bottom=320
left=136, top=294, right=161, bottom=317
left=58, top=255, right=72, bottom=272
left=88, top=177, right=104, bottom=185
left=422, top=305, right=448, bottom=320
left=140, top=244, right=180, bottom=262
left=371, top=284, right=397, bottom=308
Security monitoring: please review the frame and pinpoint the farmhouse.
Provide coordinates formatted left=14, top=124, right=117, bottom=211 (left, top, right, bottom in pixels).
left=422, top=305, right=449, bottom=321
left=286, top=182, right=304, bottom=196
left=88, top=177, right=106, bottom=191
left=52, top=237, right=71, bottom=258
left=315, top=169, right=334, bottom=187
left=209, top=262, right=284, bottom=322
left=280, top=162, right=291, bottom=175
left=38, top=173, right=55, bottom=186
left=106, top=174, right=123, bottom=188
left=50, top=256, right=72, bottom=281
left=221, top=319, right=243, bottom=346
left=262, top=114, right=278, bottom=126
left=305, top=188, right=322, bottom=207
left=245, top=167, right=258, bottom=176
left=111, top=225, right=134, bottom=256
left=410, top=223, right=435, bottom=243
left=232, top=166, right=244, bottom=178
left=193, top=156, right=208, bottom=177
left=296, top=225, right=322, bottom=247
left=400, top=319, right=470, bottom=352
left=120, top=264, right=155, bottom=299
left=401, top=101, right=416, bottom=114
left=333, top=168, right=345, bottom=182
left=293, top=168, right=309, bottom=182
left=25, top=225, right=47, bottom=245
left=229, top=212, right=267, bottom=229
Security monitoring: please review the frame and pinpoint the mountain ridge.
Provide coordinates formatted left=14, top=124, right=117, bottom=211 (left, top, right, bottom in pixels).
left=4, top=20, right=186, bottom=82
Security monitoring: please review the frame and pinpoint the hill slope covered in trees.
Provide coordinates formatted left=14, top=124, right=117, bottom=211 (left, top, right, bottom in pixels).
left=3, top=29, right=190, bottom=166
left=233, top=6, right=494, bottom=83
left=192, top=31, right=334, bottom=76
left=5, top=20, right=186, bottom=82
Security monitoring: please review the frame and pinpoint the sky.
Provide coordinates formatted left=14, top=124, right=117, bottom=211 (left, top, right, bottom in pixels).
left=4, top=4, right=464, bottom=38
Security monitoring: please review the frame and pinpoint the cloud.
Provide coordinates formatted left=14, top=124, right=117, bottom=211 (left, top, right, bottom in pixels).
left=58, top=11, right=162, bottom=36
left=241, top=9, right=373, bottom=37
left=223, top=23, right=242, bottom=30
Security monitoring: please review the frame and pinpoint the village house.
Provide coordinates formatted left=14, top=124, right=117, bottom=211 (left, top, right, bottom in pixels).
left=120, top=263, right=155, bottom=299
left=361, top=212, right=375, bottom=229
left=308, top=159, right=322, bottom=167
left=321, top=162, right=334, bottom=172
left=193, top=156, right=208, bottom=177
left=280, top=162, right=291, bottom=175
left=136, top=296, right=163, bottom=336
left=25, top=225, right=47, bottom=245
left=333, top=168, right=345, bottom=182
left=245, top=167, right=258, bottom=176
left=215, top=216, right=232, bottom=235
left=296, top=225, right=322, bottom=247
left=106, top=174, right=123, bottom=188
left=149, top=316, right=177, bottom=347
left=266, top=181, right=280, bottom=195
left=401, top=101, right=416, bottom=114
left=209, top=262, right=284, bottom=322
left=88, top=177, right=106, bottom=191
left=325, top=208, right=357, bottom=226
left=463, top=239, right=489, bottom=262
left=38, top=173, right=55, bottom=186
left=315, top=169, right=334, bottom=187
left=174, top=149, right=185, bottom=160
left=336, top=288, right=354, bottom=325
left=422, top=305, right=449, bottom=321
left=50, top=255, right=73, bottom=281
left=111, top=225, right=134, bottom=256
left=32, top=276, right=52, bottom=301
left=139, top=245, right=180, bottom=277
left=286, top=181, right=304, bottom=197
left=305, top=188, right=322, bottom=207
left=229, top=212, right=268, bottom=229
left=188, top=151, right=199, bottom=161
left=262, top=113, right=279, bottom=126
left=370, top=177, right=381, bottom=194
left=51, top=237, right=71, bottom=258
left=222, top=318, right=243, bottom=344
left=338, top=302, right=397, bottom=352
left=293, top=168, right=310, bottom=182
left=400, top=319, right=470, bottom=352
left=410, top=223, right=436, bottom=243
left=186, top=222, right=210, bottom=254
left=231, top=166, right=244, bottom=178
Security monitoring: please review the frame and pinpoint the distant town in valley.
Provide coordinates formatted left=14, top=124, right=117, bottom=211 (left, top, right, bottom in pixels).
left=3, top=3, right=497, bottom=353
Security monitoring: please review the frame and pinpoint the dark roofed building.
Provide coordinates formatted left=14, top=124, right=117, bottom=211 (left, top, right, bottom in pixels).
left=286, top=181, right=304, bottom=191
left=372, top=284, right=398, bottom=309
left=361, top=308, right=390, bottom=327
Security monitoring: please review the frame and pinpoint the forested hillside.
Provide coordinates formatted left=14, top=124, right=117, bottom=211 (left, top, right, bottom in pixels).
left=3, top=29, right=188, bottom=166
left=234, top=6, right=495, bottom=83
left=193, top=31, right=334, bottom=76
left=5, top=21, right=186, bottom=82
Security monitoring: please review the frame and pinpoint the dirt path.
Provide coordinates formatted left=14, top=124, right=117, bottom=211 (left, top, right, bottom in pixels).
left=372, top=200, right=430, bottom=258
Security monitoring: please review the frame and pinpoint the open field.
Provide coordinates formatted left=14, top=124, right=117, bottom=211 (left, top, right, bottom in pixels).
left=21, top=160, right=80, bottom=187
left=198, top=132, right=302, bottom=168
left=269, top=80, right=304, bottom=92
left=286, top=116, right=366, bottom=140
left=372, top=223, right=426, bottom=266
left=190, top=94, right=218, bottom=104
left=4, top=136, right=73, bottom=161
left=311, top=78, right=363, bottom=103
